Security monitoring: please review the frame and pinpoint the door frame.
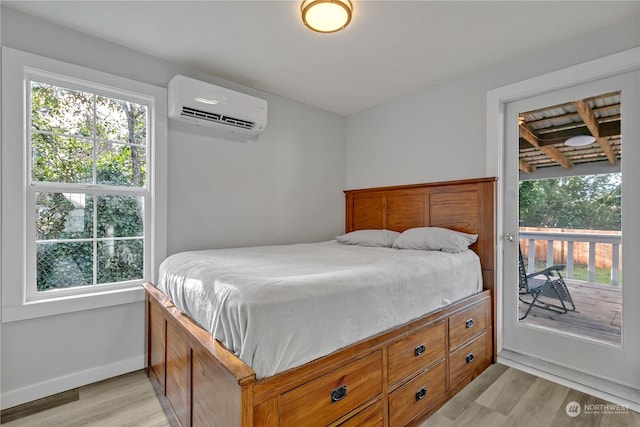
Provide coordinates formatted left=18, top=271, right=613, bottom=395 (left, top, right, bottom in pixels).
left=486, top=47, right=640, bottom=408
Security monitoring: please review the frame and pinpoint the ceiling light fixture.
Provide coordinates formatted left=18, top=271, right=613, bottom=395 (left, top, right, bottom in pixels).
left=301, top=0, right=353, bottom=33
left=564, top=135, right=596, bottom=147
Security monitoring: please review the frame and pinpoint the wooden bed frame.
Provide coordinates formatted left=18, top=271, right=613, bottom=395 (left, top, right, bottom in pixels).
left=144, top=177, right=496, bottom=426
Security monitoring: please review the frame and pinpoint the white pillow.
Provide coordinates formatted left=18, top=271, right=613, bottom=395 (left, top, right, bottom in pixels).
left=393, top=227, right=478, bottom=253
left=336, top=229, right=401, bottom=248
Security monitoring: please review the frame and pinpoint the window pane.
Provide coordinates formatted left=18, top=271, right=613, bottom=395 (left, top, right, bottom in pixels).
left=37, top=241, right=93, bottom=291
left=97, top=239, right=143, bottom=284
left=28, top=76, right=151, bottom=296
left=36, top=192, right=93, bottom=240
left=96, top=96, right=147, bottom=145
left=31, top=133, right=93, bottom=183
left=97, top=195, right=144, bottom=238
left=31, top=81, right=93, bottom=137
left=96, top=142, right=146, bottom=187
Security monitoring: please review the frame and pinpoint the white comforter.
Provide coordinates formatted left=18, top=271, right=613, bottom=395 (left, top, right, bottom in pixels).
left=157, top=241, right=482, bottom=379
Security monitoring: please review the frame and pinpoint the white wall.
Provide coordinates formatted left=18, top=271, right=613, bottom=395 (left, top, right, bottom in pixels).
left=167, top=100, right=345, bottom=253
left=0, top=7, right=346, bottom=408
left=345, top=17, right=640, bottom=189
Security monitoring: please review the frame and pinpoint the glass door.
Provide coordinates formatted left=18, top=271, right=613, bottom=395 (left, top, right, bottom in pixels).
left=502, top=71, right=639, bottom=395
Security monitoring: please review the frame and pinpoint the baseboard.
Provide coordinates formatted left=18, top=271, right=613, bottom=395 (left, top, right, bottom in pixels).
left=498, top=349, right=640, bottom=412
left=0, top=355, right=145, bottom=410
left=0, top=388, right=79, bottom=423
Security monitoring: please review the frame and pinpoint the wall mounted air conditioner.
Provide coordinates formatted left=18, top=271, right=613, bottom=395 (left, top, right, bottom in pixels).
left=168, top=75, right=267, bottom=137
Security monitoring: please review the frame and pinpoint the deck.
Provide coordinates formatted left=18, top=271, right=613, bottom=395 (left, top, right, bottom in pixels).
left=519, top=279, right=622, bottom=345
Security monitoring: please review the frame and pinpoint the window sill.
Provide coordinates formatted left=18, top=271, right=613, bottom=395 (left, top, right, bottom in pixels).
left=1, top=285, right=145, bottom=323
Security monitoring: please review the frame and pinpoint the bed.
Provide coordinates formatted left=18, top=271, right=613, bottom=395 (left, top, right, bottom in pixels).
left=144, top=177, right=496, bottom=426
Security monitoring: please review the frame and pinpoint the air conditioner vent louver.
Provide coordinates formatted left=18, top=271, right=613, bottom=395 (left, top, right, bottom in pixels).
left=181, top=107, right=255, bottom=130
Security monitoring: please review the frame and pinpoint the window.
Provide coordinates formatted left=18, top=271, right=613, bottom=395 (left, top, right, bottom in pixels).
left=27, top=77, right=150, bottom=299
left=1, top=48, right=167, bottom=320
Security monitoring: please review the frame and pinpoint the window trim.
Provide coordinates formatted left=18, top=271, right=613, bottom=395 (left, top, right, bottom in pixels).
left=1, top=47, right=167, bottom=322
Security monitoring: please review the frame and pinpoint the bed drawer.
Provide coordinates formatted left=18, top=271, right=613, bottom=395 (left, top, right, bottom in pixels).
left=280, top=350, right=383, bottom=427
left=449, top=333, right=487, bottom=388
left=448, top=300, right=487, bottom=350
left=335, top=399, right=384, bottom=427
left=388, top=320, right=446, bottom=386
left=388, top=360, right=446, bottom=427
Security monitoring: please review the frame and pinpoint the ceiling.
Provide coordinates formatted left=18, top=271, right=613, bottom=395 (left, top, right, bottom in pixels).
left=519, top=93, right=621, bottom=173
left=3, top=1, right=639, bottom=116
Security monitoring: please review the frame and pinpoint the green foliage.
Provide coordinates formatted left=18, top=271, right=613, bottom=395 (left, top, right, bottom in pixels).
left=31, top=82, right=93, bottom=136
left=32, top=80, right=148, bottom=291
left=32, top=133, right=93, bottom=183
left=37, top=242, right=93, bottom=290
left=532, top=261, right=622, bottom=286
left=36, top=192, right=77, bottom=240
left=519, top=174, right=621, bottom=230
left=97, top=240, right=144, bottom=284
left=35, top=193, right=144, bottom=290
left=96, top=144, right=146, bottom=186
left=97, top=195, right=143, bottom=238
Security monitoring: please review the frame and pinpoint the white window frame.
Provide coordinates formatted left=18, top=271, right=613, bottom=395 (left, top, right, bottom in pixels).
left=2, top=47, right=167, bottom=322
left=25, top=70, right=152, bottom=301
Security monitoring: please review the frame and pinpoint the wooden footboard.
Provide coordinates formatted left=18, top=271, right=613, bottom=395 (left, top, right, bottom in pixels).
left=145, top=284, right=492, bottom=427
left=145, top=284, right=255, bottom=426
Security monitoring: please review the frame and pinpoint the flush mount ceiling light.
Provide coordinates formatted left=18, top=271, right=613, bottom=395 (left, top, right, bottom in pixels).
left=564, top=135, right=596, bottom=147
left=301, top=0, right=353, bottom=33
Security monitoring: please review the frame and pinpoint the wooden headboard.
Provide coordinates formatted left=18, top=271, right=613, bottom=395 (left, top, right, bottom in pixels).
left=344, top=177, right=497, bottom=293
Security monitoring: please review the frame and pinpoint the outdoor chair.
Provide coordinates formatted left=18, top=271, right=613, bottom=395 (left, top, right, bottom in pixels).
left=519, top=246, right=576, bottom=320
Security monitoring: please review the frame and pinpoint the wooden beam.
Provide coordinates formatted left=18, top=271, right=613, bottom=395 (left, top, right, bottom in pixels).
left=573, top=100, right=617, bottom=165
left=519, top=121, right=621, bottom=149
left=519, top=159, right=536, bottom=174
left=524, top=106, right=619, bottom=129
left=519, top=125, right=574, bottom=169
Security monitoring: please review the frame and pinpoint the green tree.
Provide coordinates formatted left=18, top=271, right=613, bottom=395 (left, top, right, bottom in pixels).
left=519, top=174, right=621, bottom=230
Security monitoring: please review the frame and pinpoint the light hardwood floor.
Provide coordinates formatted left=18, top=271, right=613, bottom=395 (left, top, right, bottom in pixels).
left=2, top=364, right=638, bottom=426
left=1, top=370, right=171, bottom=427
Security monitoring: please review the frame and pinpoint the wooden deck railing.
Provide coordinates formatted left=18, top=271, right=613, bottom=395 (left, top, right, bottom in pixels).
left=519, top=230, right=622, bottom=286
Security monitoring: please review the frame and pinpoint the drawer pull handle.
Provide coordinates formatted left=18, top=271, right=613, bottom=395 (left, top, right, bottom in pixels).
left=414, top=344, right=426, bottom=357
left=415, top=386, right=427, bottom=401
left=466, top=353, right=475, bottom=364
left=330, top=385, right=347, bottom=403
left=465, top=318, right=474, bottom=328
